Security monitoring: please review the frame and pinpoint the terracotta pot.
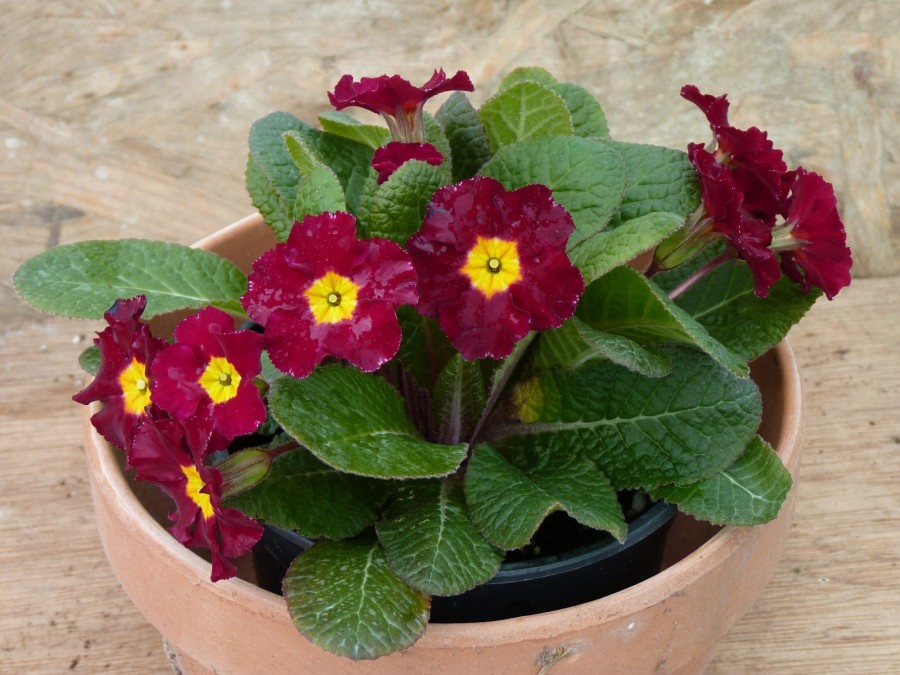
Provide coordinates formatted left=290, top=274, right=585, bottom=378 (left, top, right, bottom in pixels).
left=83, top=213, right=804, bottom=674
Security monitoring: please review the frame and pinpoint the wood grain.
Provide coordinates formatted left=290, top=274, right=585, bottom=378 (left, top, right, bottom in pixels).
left=2, top=2, right=898, bottom=672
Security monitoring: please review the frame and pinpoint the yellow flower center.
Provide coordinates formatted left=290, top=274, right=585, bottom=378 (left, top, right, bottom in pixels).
left=462, top=236, right=522, bottom=298
left=119, top=357, right=152, bottom=415
left=198, top=356, right=242, bottom=404
left=181, top=464, right=215, bottom=520
left=305, top=271, right=360, bottom=324
left=512, top=377, right=542, bottom=423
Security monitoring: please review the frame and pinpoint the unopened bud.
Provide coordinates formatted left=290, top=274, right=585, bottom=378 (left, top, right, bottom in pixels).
left=219, top=448, right=272, bottom=498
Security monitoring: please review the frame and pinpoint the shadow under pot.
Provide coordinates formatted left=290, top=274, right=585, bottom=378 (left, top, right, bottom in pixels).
left=253, top=498, right=677, bottom=624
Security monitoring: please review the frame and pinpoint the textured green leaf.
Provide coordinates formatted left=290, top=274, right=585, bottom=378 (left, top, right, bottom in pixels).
left=481, top=135, right=627, bottom=243
left=269, top=366, right=467, bottom=479
left=432, top=354, right=486, bottom=444
left=491, top=346, right=761, bottom=489
left=568, top=211, right=685, bottom=283
left=601, top=141, right=700, bottom=228
left=667, top=260, right=822, bottom=361
left=282, top=130, right=320, bottom=175
left=13, top=240, right=247, bottom=319
left=498, top=66, right=558, bottom=91
left=318, top=110, right=391, bottom=150
left=395, top=306, right=455, bottom=390
left=435, top=91, right=492, bottom=181
left=572, top=318, right=672, bottom=377
left=225, top=448, right=388, bottom=539
left=465, top=444, right=626, bottom=549
left=282, top=124, right=376, bottom=214
left=284, top=533, right=429, bottom=660
left=78, top=344, right=100, bottom=376
left=246, top=112, right=308, bottom=237
left=579, top=266, right=749, bottom=376
left=532, top=318, right=672, bottom=377
left=651, top=436, right=792, bottom=525
left=376, top=480, right=503, bottom=596
left=422, top=111, right=453, bottom=169
left=292, top=164, right=346, bottom=227
left=478, top=82, right=573, bottom=151
left=357, top=160, right=448, bottom=244
left=549, top=82, right=609, bottom=138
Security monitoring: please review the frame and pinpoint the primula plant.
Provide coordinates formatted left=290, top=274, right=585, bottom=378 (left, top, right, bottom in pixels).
left=14, top=66, right=851, bottom=660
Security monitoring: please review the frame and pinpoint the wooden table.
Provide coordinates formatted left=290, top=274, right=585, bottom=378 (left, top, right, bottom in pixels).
left=2, top=2, right=898, bottom=672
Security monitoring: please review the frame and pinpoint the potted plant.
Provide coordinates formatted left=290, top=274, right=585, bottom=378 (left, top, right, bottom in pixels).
left=14, top=66, right=850, bottom=668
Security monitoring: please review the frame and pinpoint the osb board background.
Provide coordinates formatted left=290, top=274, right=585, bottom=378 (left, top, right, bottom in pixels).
left=2, top=1, right=898, bottom=673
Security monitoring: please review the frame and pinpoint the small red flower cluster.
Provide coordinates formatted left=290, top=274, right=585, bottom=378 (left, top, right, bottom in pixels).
left=74, top=296, right=264, bottom=581
left=681, top=85, right=852, bottom=299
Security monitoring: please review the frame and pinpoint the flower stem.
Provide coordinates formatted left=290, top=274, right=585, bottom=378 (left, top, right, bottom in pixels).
left=667, top=251, right=735, bottom=300
left=467, top=332, right=535, bottom=451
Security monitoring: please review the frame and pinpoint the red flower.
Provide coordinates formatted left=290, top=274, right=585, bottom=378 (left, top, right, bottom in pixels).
left=242, top=212, right=419, bottom=378
left=689, top=144, right=781, bottom=296
left=773, top=168, right=852, bottom=299
left=371, top=141, right=444, bottom=184
left=150, top=307, right=266, bottom=440
left=73, top=295, right=167, bottom=456
left=328, top=69, right=473, bottom=142
left=407, top=176, right=584, bottom=360
left=130, top=415, right=263, bottom=582
left=682, top=84, right=792, bottom=219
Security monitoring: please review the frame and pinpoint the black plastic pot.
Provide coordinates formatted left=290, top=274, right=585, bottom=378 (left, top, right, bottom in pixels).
left=253, top=499, right=677, bottom=624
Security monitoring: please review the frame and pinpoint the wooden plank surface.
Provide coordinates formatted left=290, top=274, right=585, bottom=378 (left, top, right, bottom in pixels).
left=2, top=2, right=898, bottom=673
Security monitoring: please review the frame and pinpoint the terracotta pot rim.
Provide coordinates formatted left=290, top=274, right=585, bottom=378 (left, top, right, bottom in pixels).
left=85, top=212, right=805, bottom=651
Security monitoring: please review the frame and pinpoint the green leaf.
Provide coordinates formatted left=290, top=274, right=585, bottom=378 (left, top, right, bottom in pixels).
left=292, top=164, right=346, bottom=227
left=478, top=82, right=574, bottom=151
left=376, top=480, right=503, bottom=596
left=281, top=124, right=376, bottom=214
left=246, top=112, right=308, bottom=238
left=432, top=354, right=486, bottom=444
left=225, top=448, right=388, bottom=539
left=78, top=344, right=100, bottom=376
left=651, top=436, right=792, bottom=525
left=13, top=240, right=247, bottom=319
left=269, top=366, right=467, bottom=479
left=357, top=160, right=448, bottom=244
left=549, top=82, right=609, bottom=138
left=435, top=91, right=492, bottom=181
left=498, top=66, right=558, bottom=91
left=491, top=346, right=761, bottom=489
left=284, top=533, right=429, bottom=660
left=572, top=318, right=672, bottom=377
left=579, top=266, right=749, bottom=376
left=600, top=141, right=700, bottom=228
left=422, top=111, right=453, bottom=170
left=317, top=110, right=391, bottom=150
left=667, top=260, right=822, bottom=361
left=568, top=211, right=685, bottom=283
left=480, top=135, right=627, bottom=243
left=395, top=306, right=455, bottom=390
left=532, top=318, right=672, bottom=377
left=465, top=444, right=626, bottom=549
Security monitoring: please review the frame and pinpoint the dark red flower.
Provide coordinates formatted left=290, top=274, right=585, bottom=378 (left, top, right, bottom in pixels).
left=242, top=212, right=419, bottom=378
left=682, top=84, right=792, bottom=219
left=688, top=144, right=781, bottom=297
left=130, top=415, right=263, bottom=582
left=407, top=176, right=584, bottom=360
left=150, top=307, right=266, bottom=440
left=73, top=295, right=168, bottom=456
left=773, top=168, right=852, bottom=299
left=328, top=69, right=473, bottom=142
left=371, top=141, right=444, bottom=184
